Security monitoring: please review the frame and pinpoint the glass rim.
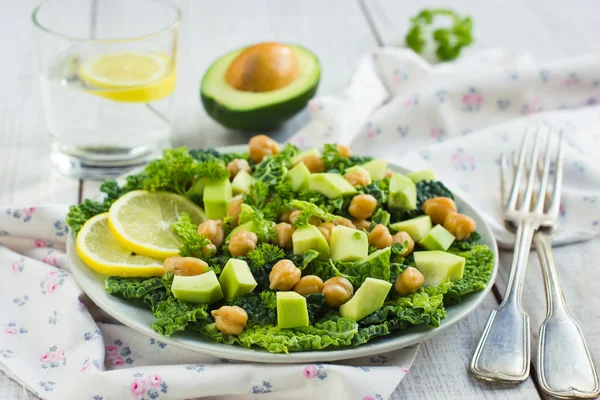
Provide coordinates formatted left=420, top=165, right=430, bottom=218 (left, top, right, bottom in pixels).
left=32, top=0, right=181, bottom=43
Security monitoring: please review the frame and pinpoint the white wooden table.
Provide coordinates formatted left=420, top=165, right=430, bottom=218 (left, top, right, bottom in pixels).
left=1, top=0, right=599, bottom=398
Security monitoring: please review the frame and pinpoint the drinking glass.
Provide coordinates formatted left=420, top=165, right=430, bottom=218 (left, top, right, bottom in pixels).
left=32, top=0, right=180, bottom=178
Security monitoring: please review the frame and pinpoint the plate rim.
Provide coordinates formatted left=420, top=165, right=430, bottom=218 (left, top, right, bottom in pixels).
left=68, top=145, right=499, bottom=363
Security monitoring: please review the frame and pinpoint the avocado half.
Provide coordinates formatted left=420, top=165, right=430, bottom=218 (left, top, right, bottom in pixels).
left=200, top=45, right=320, bottom=131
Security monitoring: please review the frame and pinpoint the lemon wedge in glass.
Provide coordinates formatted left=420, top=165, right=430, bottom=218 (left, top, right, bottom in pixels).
left=76, top=213, right=164, bottom=277
left=108, top=190, right=207, bottom=259
left=78, top=51, right=176, bottom=102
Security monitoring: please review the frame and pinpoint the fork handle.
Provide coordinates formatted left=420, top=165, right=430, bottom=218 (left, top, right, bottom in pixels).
left=470, top=221, right=534, bottom=383
left=534, top=232, right=600, bottom=398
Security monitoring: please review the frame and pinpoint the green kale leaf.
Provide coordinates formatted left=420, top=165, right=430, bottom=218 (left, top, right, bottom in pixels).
left=233, top=292, right=277, bottom=325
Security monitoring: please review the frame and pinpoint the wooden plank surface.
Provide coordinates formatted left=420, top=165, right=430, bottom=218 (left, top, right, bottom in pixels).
left=3, top=0, right=598, bottom=399
left=392, top=293, right=541, bottom=400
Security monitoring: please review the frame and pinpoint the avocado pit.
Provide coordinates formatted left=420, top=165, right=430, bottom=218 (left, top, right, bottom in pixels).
left=225, top=42, right=300, bottom=92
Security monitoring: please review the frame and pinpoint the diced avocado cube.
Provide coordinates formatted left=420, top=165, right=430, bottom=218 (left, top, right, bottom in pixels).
left=388, top=173, right=417, bottom=210
left=288, top=162, right=311, bottom=192
left=203, top=178, right=232, bottom=219
left=309, top=173, right=357, bottom=198
left=290, top=148, right=321, bottom=166
left=228, top=220, right=257, bottom=238
left=171, top=270, right=223, bottom=304
left=218, top=259, right=257, bottom=301
left=330, top=225, right=368, bottom=262
left=239, top=203, right=254, bottom=221
left=345, top=165, right=372, bottom=185
left=390, top=215, right=432, bottom=242
left=231, top=170, right=255, bottom=195
left=414, top=251, right=465, bottom=286
left=361, top=159, right=388, bottom=181
left=418, top=225, right=455, bottom=251
left=339, top=277, right=392, bottom=321
left=292, top=225, right=330, bottom=261
left=406, top=169, right=436, bottom=183
left=277, top=291, right=309, bottom=328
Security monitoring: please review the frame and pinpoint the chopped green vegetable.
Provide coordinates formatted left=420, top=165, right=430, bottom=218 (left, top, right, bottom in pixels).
left=405, top=8, right=474, bottom=62
left=444, top=244, right=494, bottom=305
left=395, top=180, right=454, bottom=221
left=322, top=143, right=372, bottom=174
left=86, top=142, right=494, bottom=354
left=233, top=292, right=277, bottom=325
left=171, top=213, right=212, bottom=260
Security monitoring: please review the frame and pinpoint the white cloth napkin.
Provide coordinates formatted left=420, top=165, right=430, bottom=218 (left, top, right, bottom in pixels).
left=2, top=47, right=600, bottom=400
left=0, top=206, right=416, bottom=400
left=292, top=48, right=600, bottom=246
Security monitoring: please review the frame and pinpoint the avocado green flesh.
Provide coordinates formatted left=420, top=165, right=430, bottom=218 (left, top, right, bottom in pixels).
left=219, top=259, right=257, bottom=301
left=292, top=225, right=330, bottom=261
left=414, top=251, right=465, bottom=287
left=339, top=278, right=392, bottom=321
left=390, top=215, right=432, bottom=242
left=171, top=271, right=224, bottom=304
left=418, top=225, right=455, bottom=251
left=201, top=45, right=320, bottom=131
left=203, top=178, right=232, bottom=220
left=330, top=225, right=368, bottom=262
left=277, top=291, right=309, bottom=329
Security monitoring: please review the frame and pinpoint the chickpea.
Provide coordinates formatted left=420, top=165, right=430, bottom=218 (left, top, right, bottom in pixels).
left=384, top=169, right=394, bottom=179
left=289, top=210, right=321, bottom=226
left=279, top=209, right=294, bottom=223
left=269, top=259, right=301, bottom=290
left=197, top=220, right=225, bottom=248
left=293, top=275, right=324, bottom=296
left=271, top=222, right=295, bottom=249
left=395, top=267, right=424, bottom=295
left=345, top=169, right=371, bottom=187
left=422, top=196, right=458, bottom=225
left=318, top=222, right=335, bottom=244
left=337, top=144, right=351, bottom=158
left=392, top=231, right=415, bottom=256
left=211, top=306, right=248, bottom=335
left=228, top=230, right=258, bottom=257
left=163, top=256, right=207, bottom=276
left=227, top=158, right=251, bottom=179
left=322, top=276, right=354, bottom=307
left=352, top=219, right=371, bottom=231
left=444, top=211, right=476, bottom=240
left=332, top=217, right=354, bottom=228
left=301, top=153, right=325, bottom=173
left=226, top=198, right=243, bottom=227
left=249, top=134, right=280, bottom=163
left=348, top=194, right=377, bottom=220
left=368, top=224, right=393, bottom=249
left=202, top=243, right=217, bottom=258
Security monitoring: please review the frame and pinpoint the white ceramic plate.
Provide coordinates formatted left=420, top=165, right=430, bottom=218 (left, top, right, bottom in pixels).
left=67, top=145, right=498, bottom=363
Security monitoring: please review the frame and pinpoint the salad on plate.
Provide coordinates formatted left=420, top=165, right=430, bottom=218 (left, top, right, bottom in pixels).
left=67, top=134, right=494, bottom=354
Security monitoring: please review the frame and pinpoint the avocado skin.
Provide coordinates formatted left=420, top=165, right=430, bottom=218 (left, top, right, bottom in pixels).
left=200, top=80, right=319, bottom=132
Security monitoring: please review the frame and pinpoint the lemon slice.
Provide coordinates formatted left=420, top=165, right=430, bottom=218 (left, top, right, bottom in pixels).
left=78, top=51, right=176, bottom=103
left=76, top=213, right=164, bottom=277
left=108, top=190, right=207, bottom=259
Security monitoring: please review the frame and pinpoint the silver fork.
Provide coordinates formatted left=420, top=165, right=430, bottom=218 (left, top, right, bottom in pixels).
left=469, top=127, right=556, bottom=383
left=503, top=132, right=599, bottom=398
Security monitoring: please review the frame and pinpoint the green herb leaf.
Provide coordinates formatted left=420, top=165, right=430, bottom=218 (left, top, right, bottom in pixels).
left=405, top=8, right=474, bottom=61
